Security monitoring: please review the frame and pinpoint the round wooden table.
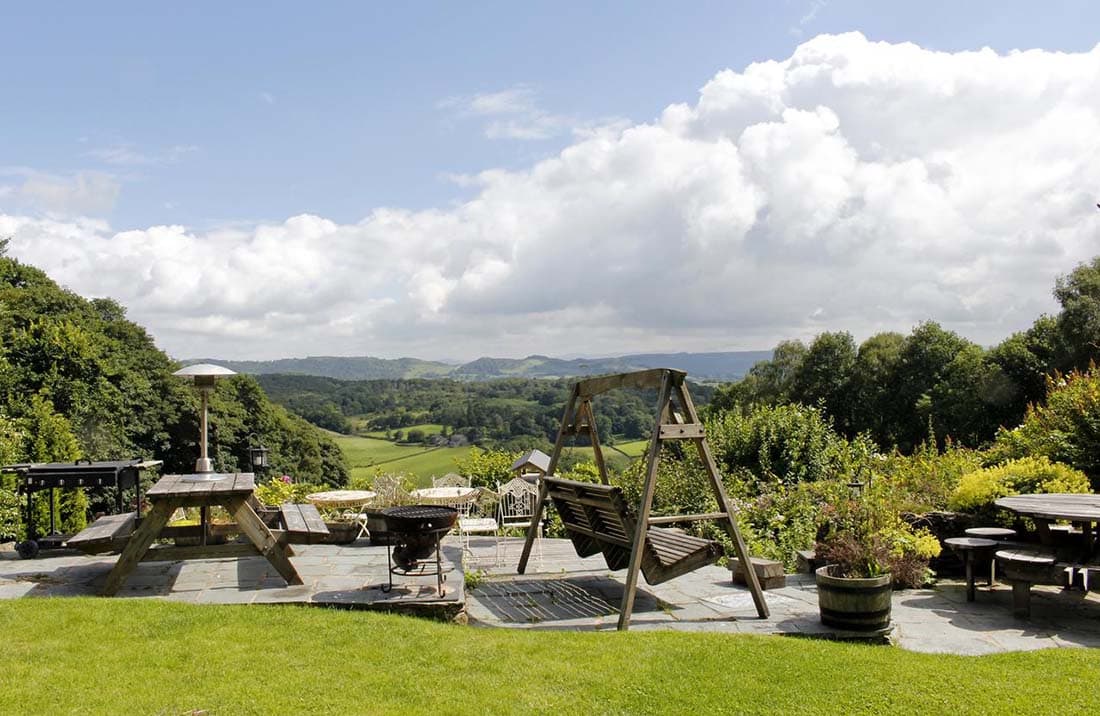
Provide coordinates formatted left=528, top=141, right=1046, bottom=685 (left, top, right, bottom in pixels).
left=944, top=537, right=998, bottom=601
left=995, top=493, right=1100, bottom=560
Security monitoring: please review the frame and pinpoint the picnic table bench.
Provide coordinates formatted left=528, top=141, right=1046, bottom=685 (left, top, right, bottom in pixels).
left=66, top=512, right=137, bottom=555
left=278, top=503, right=330, bottom=545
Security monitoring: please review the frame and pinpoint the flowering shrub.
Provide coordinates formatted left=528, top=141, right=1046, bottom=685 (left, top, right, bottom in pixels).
left=949, top=456, right=1090, bottom=514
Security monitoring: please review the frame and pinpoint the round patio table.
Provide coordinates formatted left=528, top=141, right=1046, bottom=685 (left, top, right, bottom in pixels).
left=305, top=489, right=377, bottom=510
left=409, top=486, right=478, bottom=508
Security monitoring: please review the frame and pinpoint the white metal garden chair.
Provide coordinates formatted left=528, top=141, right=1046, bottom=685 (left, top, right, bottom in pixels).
left=458, top=486, right=500, bottom=566
left=497, top=476, right=542, bottom=568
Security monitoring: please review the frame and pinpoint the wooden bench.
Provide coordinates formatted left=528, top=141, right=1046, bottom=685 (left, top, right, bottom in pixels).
left=543, top=476, right=723, bottom=585
left=995, top=548, right=1067, bottom=617
left=66, top=512, right=137, bottom=555
left=278, top=503, right=330, bottom=545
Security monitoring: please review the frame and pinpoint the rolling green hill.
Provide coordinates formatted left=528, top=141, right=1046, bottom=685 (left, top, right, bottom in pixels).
left=188, top=350, right=771, bottom=382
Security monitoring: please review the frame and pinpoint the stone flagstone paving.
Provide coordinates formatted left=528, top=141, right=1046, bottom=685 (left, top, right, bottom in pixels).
left=3, top=536, right=1100, bottom=653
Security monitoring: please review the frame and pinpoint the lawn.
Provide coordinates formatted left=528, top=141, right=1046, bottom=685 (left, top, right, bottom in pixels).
left=1, top=599, right=1098, bottom=714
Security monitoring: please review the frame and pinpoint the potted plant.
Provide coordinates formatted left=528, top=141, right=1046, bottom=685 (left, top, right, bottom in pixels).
left=814, top=494, right=941, bottom=633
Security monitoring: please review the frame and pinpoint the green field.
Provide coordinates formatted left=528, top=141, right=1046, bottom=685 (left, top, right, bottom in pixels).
left=334, top=434, right=471, bottom=486
left=334, top=433, right=649, bottom=486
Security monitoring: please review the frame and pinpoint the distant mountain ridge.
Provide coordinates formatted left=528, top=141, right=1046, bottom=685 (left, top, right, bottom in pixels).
left=184, top=350, right=772, bottom=382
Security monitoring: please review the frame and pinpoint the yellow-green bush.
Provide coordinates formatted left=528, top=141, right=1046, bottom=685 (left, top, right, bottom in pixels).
left=949, top=456, right=1090, bottom=512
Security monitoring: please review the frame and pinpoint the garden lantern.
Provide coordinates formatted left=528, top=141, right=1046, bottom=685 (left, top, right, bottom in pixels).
left=173, top=363, right=236, bottom=478
left=248, top=434, right=270, bottom=472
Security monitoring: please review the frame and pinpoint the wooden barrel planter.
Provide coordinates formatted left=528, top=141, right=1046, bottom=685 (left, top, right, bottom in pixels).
left=815, top=565, right=893, bottom=632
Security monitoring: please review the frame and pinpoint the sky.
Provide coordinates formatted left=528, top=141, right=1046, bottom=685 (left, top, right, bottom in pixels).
left=2, top=1, right=1099, bottom=361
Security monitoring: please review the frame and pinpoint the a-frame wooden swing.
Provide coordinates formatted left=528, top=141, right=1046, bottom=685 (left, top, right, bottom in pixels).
left=517, top=368, right=769, bottom=630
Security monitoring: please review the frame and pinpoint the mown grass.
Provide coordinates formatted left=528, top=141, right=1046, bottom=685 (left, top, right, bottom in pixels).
left=1, top=599, right=1097, bottom=715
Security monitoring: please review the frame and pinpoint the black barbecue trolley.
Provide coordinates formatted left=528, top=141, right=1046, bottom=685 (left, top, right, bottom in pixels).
left=1, top=458, right=162, bottom=558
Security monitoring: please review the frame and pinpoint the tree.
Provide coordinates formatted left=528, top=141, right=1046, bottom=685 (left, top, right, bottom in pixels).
left=791, top=332, right=857, bottom=430
left=848, top=332, right=905, bottom=445
left=1054, top=257, right=1100, bottom=370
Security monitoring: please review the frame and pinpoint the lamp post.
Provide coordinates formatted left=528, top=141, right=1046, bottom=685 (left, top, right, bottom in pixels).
left=173, top=363, right=236, bottom=479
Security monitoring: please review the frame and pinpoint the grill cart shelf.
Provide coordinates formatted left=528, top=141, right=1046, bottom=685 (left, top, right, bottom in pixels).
left=1, top=458, right=162, bottom=558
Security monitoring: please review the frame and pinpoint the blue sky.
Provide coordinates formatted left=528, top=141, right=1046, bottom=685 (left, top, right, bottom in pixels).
left=4, top=0, right=1096, bottom=229
left=2, top=2, right=1099, bottom=360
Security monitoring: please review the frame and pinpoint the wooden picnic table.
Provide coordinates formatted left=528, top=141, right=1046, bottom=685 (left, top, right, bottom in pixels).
left=995, top=493, right=1100, bottom=561
left=100, top=472, right=303, bottom=596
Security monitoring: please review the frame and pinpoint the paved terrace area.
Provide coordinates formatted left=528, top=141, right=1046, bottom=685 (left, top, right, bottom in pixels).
left=3, top=536, right=1099, bottom=655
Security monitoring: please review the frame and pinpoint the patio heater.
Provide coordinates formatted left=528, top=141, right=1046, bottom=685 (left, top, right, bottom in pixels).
left=173, top=363, right=237, bottom=480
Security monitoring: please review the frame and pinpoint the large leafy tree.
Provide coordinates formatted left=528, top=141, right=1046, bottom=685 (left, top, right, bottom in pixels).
left=1054, top=256, right=1100, bottom=370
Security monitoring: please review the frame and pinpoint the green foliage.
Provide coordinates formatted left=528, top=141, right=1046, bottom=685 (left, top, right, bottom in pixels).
left=874, top=439, right=983, bottom=513
left=615, top=448, right=718, bottom=520
left=454, top=447, right=517, bottom=488
left=253, top=477, right=321, bottom=507
left=989, top=367, right=1100, bottom=489
left=1053, top=256, right=1100, bottom=370
left=950, top=456, right=1090, bottom=513
left=0, top=473, right=19, bottom=541
left=706, top=403, right=874, bottom=490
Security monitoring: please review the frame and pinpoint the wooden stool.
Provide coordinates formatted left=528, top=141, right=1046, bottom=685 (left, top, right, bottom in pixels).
left=945, top=537, right=998, bottom=601
left=964, top=527, right=1016, bottom=584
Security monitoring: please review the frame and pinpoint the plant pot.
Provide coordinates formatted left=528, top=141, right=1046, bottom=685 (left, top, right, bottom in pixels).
left=815, top=565, right=892, bottom=632
left=321, top=521, right=360, bottom=545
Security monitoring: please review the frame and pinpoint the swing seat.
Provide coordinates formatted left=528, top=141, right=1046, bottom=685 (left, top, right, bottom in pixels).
left=543, top=476, right=724, bottom=585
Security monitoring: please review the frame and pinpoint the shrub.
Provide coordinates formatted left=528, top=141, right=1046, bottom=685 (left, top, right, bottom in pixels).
left=949, top=456, right=1090, bottom=513
left=0, top=475, right=20, bottom=542
left=254, top=476, right=321, bottom=506
left=455, top=447, right=517, bottom=489
left=874, top=438, right=983, bottom=513
left=706, top=403, right=875, bottom=491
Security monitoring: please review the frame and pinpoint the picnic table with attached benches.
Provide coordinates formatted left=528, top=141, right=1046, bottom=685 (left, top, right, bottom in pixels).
left=993, top=493, right=1100, bottom=616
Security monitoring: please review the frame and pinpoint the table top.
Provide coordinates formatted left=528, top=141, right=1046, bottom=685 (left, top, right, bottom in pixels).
left=148, top=473, right=256, bottom=500
left=995, top=493, right=1100, bottom=522
left=410, top=486, right=478, bottom=503
left=944, top=536, right=998, bottom=549
left=306, top=489, right=377, bottom=508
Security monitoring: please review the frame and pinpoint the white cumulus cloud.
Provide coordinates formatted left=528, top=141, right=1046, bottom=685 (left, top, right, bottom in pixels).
left=4, top=33, right=1100, bottom=361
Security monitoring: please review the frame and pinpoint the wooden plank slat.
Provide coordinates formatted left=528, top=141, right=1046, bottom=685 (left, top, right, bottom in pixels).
left=658, top=423, right=706, bottom=440
left=648, top=512, right=727, bottom=525
left=66, top=512, right=136, bottom=547
left=280, top=504, right=309, bottom=534
left=142, top=543, right=260, bottom=561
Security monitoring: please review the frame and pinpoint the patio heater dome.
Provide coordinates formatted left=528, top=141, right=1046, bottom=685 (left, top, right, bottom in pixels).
left=173, top=363, right=237, bottom=479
